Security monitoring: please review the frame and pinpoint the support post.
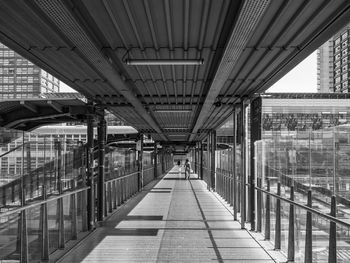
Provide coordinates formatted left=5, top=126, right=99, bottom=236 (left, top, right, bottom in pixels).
left=154, top=142, right=158, bottom=179
left=304, top=190, right=312, bottom=263
left=20, top=132, right=28, bottom=262
left=55, top=140, right=65, bottom=249
left=137, top=134, right=143, bottom=190
left=328, top=195, right=337, bottom=263
left=200, top=142, right=204, bottom=180
left=233, top=107, right=237, bottom=220
left=287, top=186, right=295, bottom=262
left=210, top=131, right=216, bottom=190
left=86, top=114, right=95, bottom=230
left=97, top=115, right=106, bottom=221
left=207, top=135, right=211, bottom=188
left=240, top=102, right=246, bottom=229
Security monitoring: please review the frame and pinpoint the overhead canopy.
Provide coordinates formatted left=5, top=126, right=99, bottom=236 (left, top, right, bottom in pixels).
left=0, top=98, right=89, bottom=131
left=0, top=0, right=350, bottom=143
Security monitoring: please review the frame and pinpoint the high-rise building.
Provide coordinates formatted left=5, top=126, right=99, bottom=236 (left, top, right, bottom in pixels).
left=317, top=23, right=350, bottom=93
left=0, top=42, right=60, bottom=99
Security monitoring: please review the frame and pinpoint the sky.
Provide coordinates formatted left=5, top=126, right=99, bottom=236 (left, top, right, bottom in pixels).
left=266, top=51, right=317, bottom=93
left=59, top=51, right=318, bottom=93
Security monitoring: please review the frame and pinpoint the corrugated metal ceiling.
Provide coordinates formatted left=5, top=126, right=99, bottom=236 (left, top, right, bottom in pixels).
left=0, top=0, right=350, bottom=144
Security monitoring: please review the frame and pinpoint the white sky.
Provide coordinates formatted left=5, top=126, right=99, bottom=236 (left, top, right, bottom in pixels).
left=59, top=51, right=318, bottom=93
left=266, top=51, right=317, bottom=93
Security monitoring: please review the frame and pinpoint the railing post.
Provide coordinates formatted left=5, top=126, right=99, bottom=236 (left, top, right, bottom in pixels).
left=287, top=185, right=295, bottom=262
left=97, top=116, right=106, bottom=221
left=40, top=185, right=49, bottom=260
left=275, top=182, right=281, bottom=250
left=86, top=114, right=95, bottom=230
left=26, top=143, right=33, bottom=199
left=55, top=140, right=65, bottom=249
left=256, top=178, right=262, bottom=232
left=329, top=195, right=337, bottom=263
left=68, top=181, right=76, bottom=241
left=265, top=179, right=270, bottom=240
left=304, top=190, right=312, bottom=263
left=112, top=180, right=117, bottom=209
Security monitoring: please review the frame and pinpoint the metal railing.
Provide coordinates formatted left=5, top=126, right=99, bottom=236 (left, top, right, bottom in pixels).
left=0, top=186, right=89, bottom=262
left=215, top=165, right=350, bottom=263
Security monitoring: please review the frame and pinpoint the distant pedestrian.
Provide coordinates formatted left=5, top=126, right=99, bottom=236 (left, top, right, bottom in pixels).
left=177, top=160, right=181, bottom=175
left=184, top=159, right=191, bottom=180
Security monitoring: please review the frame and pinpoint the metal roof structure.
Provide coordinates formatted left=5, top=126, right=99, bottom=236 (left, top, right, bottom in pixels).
left=1, top=1, right=350, bottom=144
left=0, top=98, right=89, bottom=130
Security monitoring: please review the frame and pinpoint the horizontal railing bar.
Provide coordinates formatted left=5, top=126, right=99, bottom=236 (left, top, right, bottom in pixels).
left=105, top=166, right=153, bottom=183
left=105, top=171, right=139, bottom=183
left=256, top=186, right=350, bottom=228
left=0, top=144, right=25, bottom=158
left=0, top=186, right=90, bottom=218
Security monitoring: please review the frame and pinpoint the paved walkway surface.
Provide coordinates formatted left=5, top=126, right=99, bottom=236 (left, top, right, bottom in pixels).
left=60, top=167, right=275, bottom=262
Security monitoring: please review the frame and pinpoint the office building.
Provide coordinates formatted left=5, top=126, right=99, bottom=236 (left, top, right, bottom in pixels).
left=317, top=23, right=350, bottom=93
left=0, top=42, right=60, bottom=99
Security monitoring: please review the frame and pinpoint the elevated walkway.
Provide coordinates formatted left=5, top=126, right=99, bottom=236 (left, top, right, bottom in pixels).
left=59, top=167, right=276, bottom=262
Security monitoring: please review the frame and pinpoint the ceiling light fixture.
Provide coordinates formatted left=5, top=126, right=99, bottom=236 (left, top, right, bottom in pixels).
left=154, top=109, right=192, bottom=113
left=125, top=59, right=204, bottom=66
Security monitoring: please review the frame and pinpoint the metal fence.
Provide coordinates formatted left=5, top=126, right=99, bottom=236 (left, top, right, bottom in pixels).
left=215, top=127, right=350, bottom=262
left=0, top=127, right=173, bottom=262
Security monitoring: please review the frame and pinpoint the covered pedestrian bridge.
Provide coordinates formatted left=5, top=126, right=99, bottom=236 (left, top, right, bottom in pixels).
left=1, top=0, right=350, bottom=262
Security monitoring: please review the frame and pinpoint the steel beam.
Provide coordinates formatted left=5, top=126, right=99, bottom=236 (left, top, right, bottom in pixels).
left=189, top=0, right=269, bottom=141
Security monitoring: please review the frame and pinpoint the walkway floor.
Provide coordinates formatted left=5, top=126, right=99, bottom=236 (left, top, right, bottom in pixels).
left=59, top=167, right=275, bottom=262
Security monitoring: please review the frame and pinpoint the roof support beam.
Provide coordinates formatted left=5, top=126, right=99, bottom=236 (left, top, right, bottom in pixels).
left=30, top=0, right=166, bottom=141
left=47, top=100, right=63, bottom=113
left=20, top=101, right=39, bottom=113
left=4, top=113, right=70, bottom=129
left=189, top=0, right=269, bottom=141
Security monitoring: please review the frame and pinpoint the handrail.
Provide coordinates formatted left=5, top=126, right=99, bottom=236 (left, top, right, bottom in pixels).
left=0, top=186, right=90, bottom=218
left=105, top=166, right=154, bottom=183
left=105, top=167, right=154, bottom=183
left=255, top=186, right=350, bottom=228
left=105, top=171, right=139, bottom=182
left=0, top=143, right=24, bottom=158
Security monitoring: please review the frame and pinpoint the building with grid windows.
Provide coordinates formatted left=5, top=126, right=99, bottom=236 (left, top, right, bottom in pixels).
left=317, top=23, right=350, bottom=93
left=0, top=43, right=60, bottom=99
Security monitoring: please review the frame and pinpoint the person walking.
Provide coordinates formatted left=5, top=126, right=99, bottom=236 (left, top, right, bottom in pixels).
left=184, top=159, right=191, bottom=180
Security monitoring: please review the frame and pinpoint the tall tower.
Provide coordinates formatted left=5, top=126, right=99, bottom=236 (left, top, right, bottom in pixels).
left=317, top=40, right=333, bottom=92
left=0, top=42, right=60, bottom=99
left=317, top=23, right=350, bottom=93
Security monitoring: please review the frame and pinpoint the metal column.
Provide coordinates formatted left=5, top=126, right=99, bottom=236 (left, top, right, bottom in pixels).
left=233, top=106, right=237, bottom=221
left=240, top=102, right=246, bottom=229
left=207, top=134, right=211, bottom=188
left=210, top=131, right=216, bottom=190
left=200, top=142, right=204, bottom=180
left=86, top=114, right=95, bottom=230
left=138, top=135, right=143, bottom=190
left=97, top=116, right=106, bottom=221
left=154, top=142, right=158, bottom=178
